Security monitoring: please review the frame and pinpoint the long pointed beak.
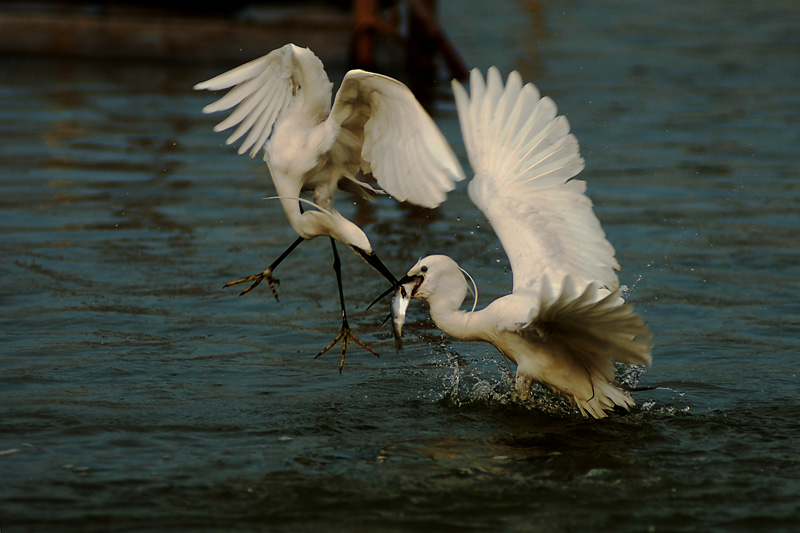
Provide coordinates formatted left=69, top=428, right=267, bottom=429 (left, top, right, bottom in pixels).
left=353, top=247, right=398, bottom=286
left=367, top=273, right=417, bottom=310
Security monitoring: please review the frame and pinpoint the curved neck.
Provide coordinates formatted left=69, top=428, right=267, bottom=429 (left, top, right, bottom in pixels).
left=270, top=170, right=304, bottom=226
left=431, top=306, right=477, bottom=341
left=270, top=171, right=371, bottom=250
left=271, top=173, right=324, bottom=240
left=427, top=284, right=484, bottom=342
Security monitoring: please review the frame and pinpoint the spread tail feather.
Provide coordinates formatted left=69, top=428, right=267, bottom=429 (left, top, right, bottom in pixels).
left=521, top=280, right=653, bottom=418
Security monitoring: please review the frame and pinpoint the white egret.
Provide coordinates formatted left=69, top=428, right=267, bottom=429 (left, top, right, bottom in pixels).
left=194, top=44, right=464, bottom=370
left=390, top=68, right=653, bottom=418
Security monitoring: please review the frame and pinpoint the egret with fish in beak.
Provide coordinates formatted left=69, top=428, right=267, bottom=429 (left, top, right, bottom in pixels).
left=382, top=68, right=653, bottom=418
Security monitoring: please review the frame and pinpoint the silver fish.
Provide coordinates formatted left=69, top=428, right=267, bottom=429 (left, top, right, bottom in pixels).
left=391, top=285, right=411, bottom=352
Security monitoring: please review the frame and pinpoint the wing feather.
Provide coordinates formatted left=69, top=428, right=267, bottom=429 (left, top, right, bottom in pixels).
left=329, top=70, right=465, bottom=209
left=194, top=56, right=268, bottom=92
left=453, top=67, right=619, bottom=294
left=194, top=43, right=331, bottom=160
left=453, top=68, right=652, bottom=416
left=526, top=280, right=653, bottom=366
left=226, top=79, right=277, bottom=149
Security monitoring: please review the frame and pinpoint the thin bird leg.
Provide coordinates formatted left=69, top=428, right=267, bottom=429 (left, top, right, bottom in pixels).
left=223, top=236, right=305, bottom=299
left=316, top=238, right=379, bottom=373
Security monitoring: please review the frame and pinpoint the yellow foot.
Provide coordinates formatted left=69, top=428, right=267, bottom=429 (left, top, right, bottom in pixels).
left=223, top=269, right=279, bottom=299
left=315, top=324, right=379, bottom=373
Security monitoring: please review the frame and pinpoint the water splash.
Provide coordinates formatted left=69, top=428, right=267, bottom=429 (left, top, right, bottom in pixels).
left=615, top=361, right=646, bottom=389
left=434, top=347, right=583, bottom=418
left=432, top=347, right=666, bottom=418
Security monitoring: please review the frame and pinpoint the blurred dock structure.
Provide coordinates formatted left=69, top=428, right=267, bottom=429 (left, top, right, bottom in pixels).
left=0, top=0, right=467, bottom=96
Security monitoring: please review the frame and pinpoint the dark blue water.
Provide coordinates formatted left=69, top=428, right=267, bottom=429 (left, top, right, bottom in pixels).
left=2, top=0, right=800, bottom=531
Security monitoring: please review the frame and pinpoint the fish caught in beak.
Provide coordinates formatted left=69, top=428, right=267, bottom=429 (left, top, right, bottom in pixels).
left=367, top=270, right=424, bottom=353
left=391, top=285, right=411, bottom=352
left=386, top=274, right=424, bottom=352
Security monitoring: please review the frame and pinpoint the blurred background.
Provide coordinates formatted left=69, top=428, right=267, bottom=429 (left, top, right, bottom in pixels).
left=0, top=0, right=468, bottom=104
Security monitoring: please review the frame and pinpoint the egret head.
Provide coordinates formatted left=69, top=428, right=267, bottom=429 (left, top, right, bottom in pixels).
left=383, top=256, right=473, bottom=347
left=332, top=217, right=371, bottom=254
left=401, top=255, right=467, bottom=304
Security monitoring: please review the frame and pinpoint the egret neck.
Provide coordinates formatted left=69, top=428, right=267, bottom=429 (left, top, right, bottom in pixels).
left=405, top=266, right=484, bottom=342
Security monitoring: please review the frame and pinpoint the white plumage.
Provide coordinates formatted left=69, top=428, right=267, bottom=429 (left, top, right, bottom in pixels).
left=395, top=68, right=652, bottom=417
left=195, top=44, right=464, bottom=367
left=195, top=44, right=464, bottom=218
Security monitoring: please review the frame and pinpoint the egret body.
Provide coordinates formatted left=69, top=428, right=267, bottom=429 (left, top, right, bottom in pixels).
left=394, top=68, right=652, bottom=418
left=195, top=44, right=464, bottom=368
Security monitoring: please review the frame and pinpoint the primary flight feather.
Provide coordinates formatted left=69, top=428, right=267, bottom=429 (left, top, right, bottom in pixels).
left=393, top=67, right=652, bottom=417
left=195, top=44, right=465, bottom=369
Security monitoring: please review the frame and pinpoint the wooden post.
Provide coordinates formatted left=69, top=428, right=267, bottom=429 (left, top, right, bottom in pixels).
left=351, top=0, right=378, bottom=70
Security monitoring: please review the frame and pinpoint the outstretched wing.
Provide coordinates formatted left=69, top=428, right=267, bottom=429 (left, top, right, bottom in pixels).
left=194, top=43, right=333, bottom=159
left=329, top=70, right=465, bottom=209
left=453, top=67, right=619, bottom=294
left=523, top=279, right=652, bottom=417
left=525, top=278, right=653, bottom=366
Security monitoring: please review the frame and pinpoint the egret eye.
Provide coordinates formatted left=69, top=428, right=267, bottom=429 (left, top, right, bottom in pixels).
left=420, top=265, right=428, bottom=273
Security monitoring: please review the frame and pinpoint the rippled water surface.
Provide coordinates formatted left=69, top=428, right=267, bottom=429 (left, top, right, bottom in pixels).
left=2, top=0, right=800, bottom=531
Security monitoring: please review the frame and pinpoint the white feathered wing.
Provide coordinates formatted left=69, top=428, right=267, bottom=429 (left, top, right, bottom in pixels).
left=454, top=67, right=618, bottom=293
left=195, top=43, right=465, bottom=209
left=453, top=68, right=652, bottom=417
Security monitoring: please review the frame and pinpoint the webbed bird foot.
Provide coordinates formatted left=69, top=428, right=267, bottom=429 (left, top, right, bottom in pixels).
left=223, top=269, right=280, bottom=299
left=315, top=320, right=379, bottom=373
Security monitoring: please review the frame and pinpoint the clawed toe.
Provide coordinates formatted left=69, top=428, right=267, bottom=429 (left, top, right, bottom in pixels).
left=223, top=269, right=280, bottom=299
left=316, top=323, right=379, bottom=373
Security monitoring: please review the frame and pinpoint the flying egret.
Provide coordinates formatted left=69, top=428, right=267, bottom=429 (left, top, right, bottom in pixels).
left=194, top=44, right=465, bottom=369
left=390, top=67, right=653, bottom=418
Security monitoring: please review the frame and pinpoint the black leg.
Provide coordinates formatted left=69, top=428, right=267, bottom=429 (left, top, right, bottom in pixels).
left=316, top=238, right=379, bottom=372
left=330, top=238, right=348, bottom=326
left=223, top=235, right=305, bottom=299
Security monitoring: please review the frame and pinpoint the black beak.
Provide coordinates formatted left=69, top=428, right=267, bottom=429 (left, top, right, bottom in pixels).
left=353, top=247, right=398, bottom=286
left=367, top=273, right=418, bottom=311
